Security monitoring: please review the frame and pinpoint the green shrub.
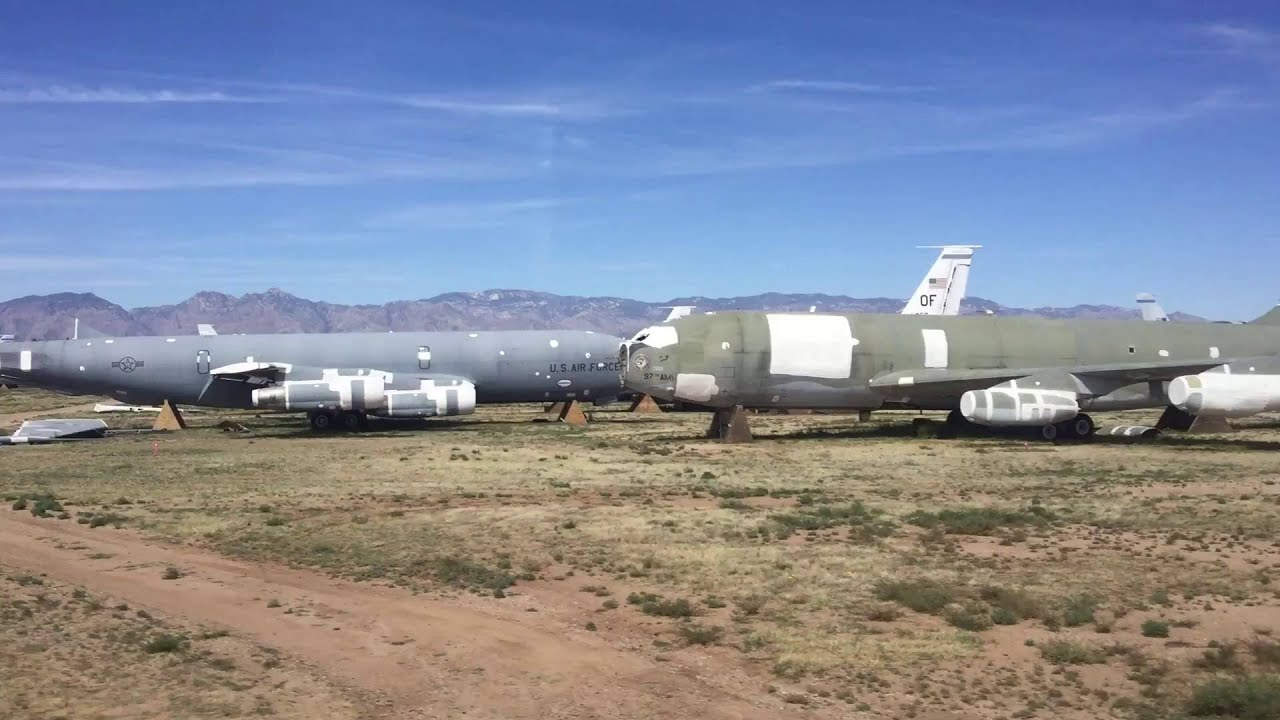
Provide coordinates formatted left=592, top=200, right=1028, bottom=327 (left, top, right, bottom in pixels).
left=1249, top=638, right=1280, bottom=667
left=734, top=595, right=767, bottom=617
left=905, top=506, right=1053, bottom=536
left=677, top=623, right=724, bottom=646
left=944, top=604, right=993, bottom=632
left=641, top=597, right=695, bottom=618
left=265, top=515, right=286, bottom=527
left=26, top=494, right=63, bottom=518
left=89, top=513, right=127, bottom=528
left=423, top=556, right=515, bottom=591
left=1142, top=619, right=1171, bottom=638
left=978, top=586, right=1046, bottom=623
left=1062, top=595, right=1099, bottom=627
left=873, top=578, right=958, bottom=614
left=991, top=607, right=1018, bottom=626
left=1039, top=639, right=1106, bottom=665
left=1194, top=642, right=1242, bottom=671
left=144, top=634, right=186, bottom=654
left=1185, top=674, right=1280, bottom=719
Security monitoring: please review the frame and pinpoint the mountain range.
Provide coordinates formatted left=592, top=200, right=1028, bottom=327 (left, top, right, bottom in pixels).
left=0, top=289, right=1203, bottom=341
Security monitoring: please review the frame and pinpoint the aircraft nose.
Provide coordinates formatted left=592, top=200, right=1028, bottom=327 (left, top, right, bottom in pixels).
left=620, top=341, right=676, bottom=400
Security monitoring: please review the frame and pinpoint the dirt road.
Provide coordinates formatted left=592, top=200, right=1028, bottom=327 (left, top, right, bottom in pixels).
left=0, top=512, right=779, bottom=720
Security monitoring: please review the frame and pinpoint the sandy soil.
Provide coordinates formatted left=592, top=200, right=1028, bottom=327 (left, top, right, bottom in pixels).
left=0, top=512, right=784, bottom=720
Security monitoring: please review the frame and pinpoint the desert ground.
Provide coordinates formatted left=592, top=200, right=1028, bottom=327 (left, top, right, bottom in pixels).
left=1, top=387, right=1278, bottom=720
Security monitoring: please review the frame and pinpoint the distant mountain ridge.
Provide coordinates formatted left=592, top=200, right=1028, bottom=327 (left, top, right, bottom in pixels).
left=0, top=288, right=1205, bottom=341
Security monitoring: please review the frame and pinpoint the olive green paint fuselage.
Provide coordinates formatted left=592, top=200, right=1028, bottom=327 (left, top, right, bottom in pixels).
left=621, top=312, right=1280, bottom=412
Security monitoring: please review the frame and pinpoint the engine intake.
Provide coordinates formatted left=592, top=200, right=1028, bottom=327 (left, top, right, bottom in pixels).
left=1169, top=373, right=1280, bottom=418
left=960, top=387, right=1079, bottom=426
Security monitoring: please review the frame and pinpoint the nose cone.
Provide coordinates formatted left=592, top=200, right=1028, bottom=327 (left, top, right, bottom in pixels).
left=620, top=330, right=680, bottom=401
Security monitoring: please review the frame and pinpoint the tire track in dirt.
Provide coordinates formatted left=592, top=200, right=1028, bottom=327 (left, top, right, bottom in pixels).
left=0, top=513, right=778, bottom=720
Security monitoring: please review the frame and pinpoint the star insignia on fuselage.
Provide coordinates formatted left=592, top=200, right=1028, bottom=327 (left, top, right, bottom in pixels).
left=111, top=356, right=144, bottom=373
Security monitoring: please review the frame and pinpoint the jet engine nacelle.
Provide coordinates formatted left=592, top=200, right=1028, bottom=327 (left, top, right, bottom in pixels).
left=252, top=376, right=477, bottom=418
left=251, top=375, right=388, bottom=412
left=959, top=387, right=1079, bottom=426
left=1168, top=373, right=1280, bottom=418
left=383, top=383, right=476, bottom=417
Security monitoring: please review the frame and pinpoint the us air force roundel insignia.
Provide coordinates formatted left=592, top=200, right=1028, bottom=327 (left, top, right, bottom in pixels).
left=111, top=357, right=145, bottom=373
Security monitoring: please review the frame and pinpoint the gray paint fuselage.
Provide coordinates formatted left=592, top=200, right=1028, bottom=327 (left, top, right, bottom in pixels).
left=2, top=330, right=625, bottom=407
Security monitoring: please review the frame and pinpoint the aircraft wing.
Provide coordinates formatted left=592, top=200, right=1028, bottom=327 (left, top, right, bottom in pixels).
left=870, top=357, right=1277, bottom=400
left=209, top=361, right=293, bottom=383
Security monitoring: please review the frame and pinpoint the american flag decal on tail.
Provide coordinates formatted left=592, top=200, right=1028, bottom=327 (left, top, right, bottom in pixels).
left=928, top=277, right=948, bottom=290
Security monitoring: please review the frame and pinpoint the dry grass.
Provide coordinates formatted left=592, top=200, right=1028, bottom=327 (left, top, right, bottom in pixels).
left=3, top=390, right=1280, bottom=718
left=0, top=571, right=357, bottom=719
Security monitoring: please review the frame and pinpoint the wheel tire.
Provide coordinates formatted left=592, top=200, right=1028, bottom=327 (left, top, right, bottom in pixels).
left=1070, top=413, right=1095, bottom=440
left=1040, top=423, right=1059, bottom=442
left=945, top=409, right=967, bottom=428
left=309, top=411, right=335, bottom=432
left=340, top=412, right=365, bottom=433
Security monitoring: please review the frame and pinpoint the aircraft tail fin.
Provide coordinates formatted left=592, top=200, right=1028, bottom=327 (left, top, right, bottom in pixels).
left=197, top=324, right=218, bottom=336
left=1252, top=303, right=1280, bottom=325
left=1136, top=293, right=1169, bottom=322
left=901, top=245, right=980, bottom=316
left=661, top=306, right=695, bottom=322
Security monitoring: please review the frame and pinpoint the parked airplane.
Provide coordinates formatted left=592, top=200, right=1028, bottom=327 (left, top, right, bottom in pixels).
left=901, top=245, right=980, bottom=316
left=620, top=304, right=1280, bottom=442
left=1, top=329, right=626, bottom=431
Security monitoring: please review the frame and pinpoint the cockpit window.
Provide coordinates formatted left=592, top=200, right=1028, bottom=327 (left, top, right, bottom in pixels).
left=631, top=325, right=679, bottom=348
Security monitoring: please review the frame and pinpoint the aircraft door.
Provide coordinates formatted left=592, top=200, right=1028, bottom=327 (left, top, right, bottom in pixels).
left=197, top=349, right=210, bottom=375
left=417, top=346, right=431, bottom=370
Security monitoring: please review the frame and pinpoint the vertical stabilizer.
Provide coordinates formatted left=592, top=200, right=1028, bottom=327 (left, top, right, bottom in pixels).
left=661, top=306, right=696, bottom=322
left=1136, top=293, right=1169, bottom=322
left=1252, top=303, right=1280, bottom=325
left=901, top=245, right=980, bottom=316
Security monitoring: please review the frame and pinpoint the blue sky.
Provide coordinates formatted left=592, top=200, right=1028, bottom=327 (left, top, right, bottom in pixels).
left=1, top=1, right=1277, bottom=318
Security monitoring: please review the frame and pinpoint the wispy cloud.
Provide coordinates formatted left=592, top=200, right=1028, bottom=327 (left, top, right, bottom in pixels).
left=1202, top=22, right=1275, bottom=50
left=751, top=79, right=930, bottom=94
left=1199, top=22, right=1279, bottom=63
left=0, top=86, right=270, bottom=104
left=366, top=198, right=567, bottom=230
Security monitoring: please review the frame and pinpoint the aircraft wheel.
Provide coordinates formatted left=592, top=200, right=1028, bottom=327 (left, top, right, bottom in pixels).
left=339, top=411, right=366, bottom=433
left=309, top=410, right=336, bottom=432
left=1040, top=423, right=1060, bottom=442
left=945, top=409, right=967, bottom=428
left=1069, top=413, right=1095, bottom=440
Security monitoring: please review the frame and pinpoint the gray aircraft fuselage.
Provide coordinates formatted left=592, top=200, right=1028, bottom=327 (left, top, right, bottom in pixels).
left=2, top=329, right=625, bottom=408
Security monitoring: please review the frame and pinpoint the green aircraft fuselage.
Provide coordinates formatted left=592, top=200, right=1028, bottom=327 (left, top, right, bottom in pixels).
left=620, top=311, right=1280, bottom=413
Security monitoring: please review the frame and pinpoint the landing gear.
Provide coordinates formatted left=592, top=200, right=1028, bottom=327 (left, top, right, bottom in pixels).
left=308, top=410, right=368, bottom=432
left=339, top=411, right=368, bottom=432
left=1066, top=413, right=1095, bottom=440
left=1041, top=413, right=1095, bottom=442
left=308, top=410, right=336, bottom=432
